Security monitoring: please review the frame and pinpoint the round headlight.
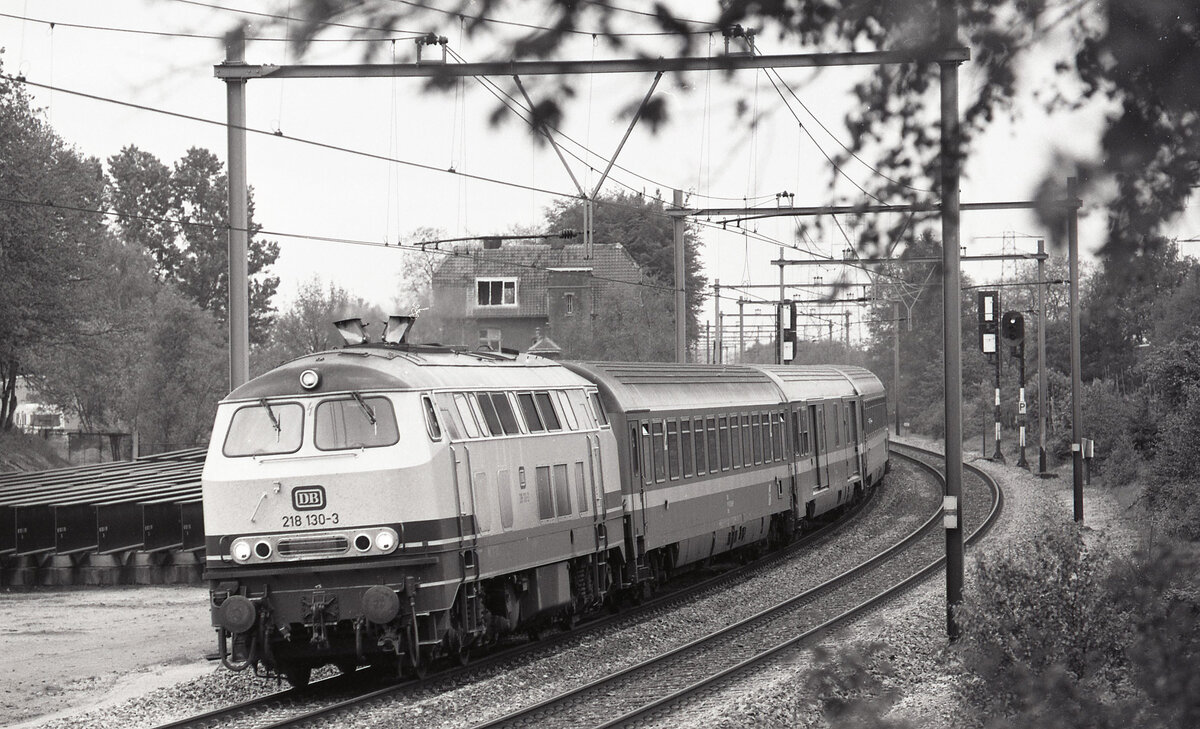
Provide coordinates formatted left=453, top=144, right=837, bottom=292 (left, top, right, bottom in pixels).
left=354, top=534, right=372, bottom=552
left=374, top=529, right=397, bottom=553
left=254, top=541, right=272, bottom=559
left=299, top=369, right=321, bottom=390
left=231, top=539, right=252, bottom=563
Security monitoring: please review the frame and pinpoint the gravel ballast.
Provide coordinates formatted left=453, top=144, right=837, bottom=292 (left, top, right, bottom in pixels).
left=3, top=438, right=1135, bottom=729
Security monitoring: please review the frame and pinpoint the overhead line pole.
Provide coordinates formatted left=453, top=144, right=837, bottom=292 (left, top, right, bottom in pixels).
left=223, top=26, right=250, bottom=392
left=939, top=0, right=965, bottom=642
left=1068, top=177, right=1084, bottom=521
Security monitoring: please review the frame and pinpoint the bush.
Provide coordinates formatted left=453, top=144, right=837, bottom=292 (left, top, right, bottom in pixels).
left=954, top=522, right=1126, bottom=726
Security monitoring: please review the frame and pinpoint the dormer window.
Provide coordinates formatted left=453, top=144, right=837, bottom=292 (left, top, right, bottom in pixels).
left=477, top=278, right=517, bottom=307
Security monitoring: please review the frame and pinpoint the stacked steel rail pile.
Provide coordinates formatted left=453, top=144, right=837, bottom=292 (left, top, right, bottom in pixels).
left=0, top=448, right=206, bottom=582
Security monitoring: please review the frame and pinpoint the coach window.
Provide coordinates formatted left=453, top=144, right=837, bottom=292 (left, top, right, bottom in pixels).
left=553, top=464, right=572, bottom=517
left=666, top=420, right=681, bottom=480
left=680, top=419, right=694, bottom=477
left=791, top=411, right=804, bottom=456
left=453, top=393, right=482, bottom=439
left=223, top=401, right=304, bottom=457
left=774, top=412, right=786, bottom=460
left=651, top=421, right=667, bottom=482
left=718, top=416, right=731, bottom=471
left=751, top=413, right=764, bottom=464
left=629, top=424, right=641, bottom=478
left=422, top=396, right=442, bottom=441
left=706, top=417, right=719, bottom=473
left=730, top=414, right=743, bottom=468
left=640, top=423, right=654, bottom=485
left=831, top=403, right=841, bottom=446
left=314, top=396, right=399, bottom=451
left=518, top=393, right=545, bottom=432
left=693, top=417, right=707, bottom=475
left=535, top=466, right=554, bottom=520
left=534, top=392, right=563, bottom=431
left=555, top=391, right=579, bottom=430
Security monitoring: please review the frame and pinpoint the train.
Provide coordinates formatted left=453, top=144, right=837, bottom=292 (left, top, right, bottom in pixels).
left=202, top=316, right=889, bottom=685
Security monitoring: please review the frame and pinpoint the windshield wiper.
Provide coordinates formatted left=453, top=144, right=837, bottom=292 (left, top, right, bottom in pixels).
left=259, top=398, right=281, bottom=434
left=350, top=391, right=377, bottom=426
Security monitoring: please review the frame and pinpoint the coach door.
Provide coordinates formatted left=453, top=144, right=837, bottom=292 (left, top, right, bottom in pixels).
left=808, top=404, right=826, bottom=490
left=847, top=400, right=862, bottom=480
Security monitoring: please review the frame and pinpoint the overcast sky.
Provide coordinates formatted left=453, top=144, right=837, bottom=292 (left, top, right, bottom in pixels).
left=5, top=0, right=1196, bottom=343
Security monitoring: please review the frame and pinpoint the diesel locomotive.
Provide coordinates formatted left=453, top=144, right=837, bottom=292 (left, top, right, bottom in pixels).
left=202, top=317, right=888, bottom=685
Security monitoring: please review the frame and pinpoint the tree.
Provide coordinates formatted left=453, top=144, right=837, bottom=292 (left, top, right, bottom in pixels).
left=254, top=277, right=388, bottom=373
left=106, top=145, right=281, bottom=343
left=542, top=191, right=707, bottom=344
left=0, top=64, right=107, bottom=431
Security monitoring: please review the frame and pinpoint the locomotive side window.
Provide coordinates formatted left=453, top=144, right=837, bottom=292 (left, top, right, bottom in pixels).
left=575, top=461, right=588, bottom=514
left=666, top=420, right=680, bottom=480
left=553, top=463, right=572, bottom=517
left=534, top=392, right=562, bottom=431
left=314, top=396, right=399, bottom=451
left=706, top=417, right=719, bottom=472
left=535, top=466, right=554, bottom=520
left=497, top=469, right=514, bottom=529
left=555, top=391, right=579, bottom=430
left=489, top=393, right=522, bottom=435
left=435, top=393, right=464, bottom=440
left=693, top=417, right=707, bottom=475
left=223, top=401, right=303, bottom=457
left=422, top=396, right=442, bottom=441
left=651, top=421, right=666, bottom=482
left=518, top=393, right=545, bottom=432
left=453, top=393, right=482, bottom=439
left=475, top=392, right=503, bottom=435
left=590, top=392, right=609, bottom=426
left=680, top=419, right=694, bottom=477
left=466, top=394, right=491, bottom=437
left=566, top=389, right=595, bottom=429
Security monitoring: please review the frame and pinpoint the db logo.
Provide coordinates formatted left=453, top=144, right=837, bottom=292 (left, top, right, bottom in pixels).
left=292, top=486, right=326, bottom=511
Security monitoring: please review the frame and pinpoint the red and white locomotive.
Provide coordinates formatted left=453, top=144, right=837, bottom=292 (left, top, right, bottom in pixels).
left=203, top=317, right=888, bottom=684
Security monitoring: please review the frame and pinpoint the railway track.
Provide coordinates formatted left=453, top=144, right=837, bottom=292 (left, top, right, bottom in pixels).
left=153, top=447, right=964, bottom=729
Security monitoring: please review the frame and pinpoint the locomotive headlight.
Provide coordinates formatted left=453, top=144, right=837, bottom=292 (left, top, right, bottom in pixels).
left=374, top=529, right=398, bottom=553
left=231, top=539, right=253, bottom=563
left=299, top=368, right=321, bottom=390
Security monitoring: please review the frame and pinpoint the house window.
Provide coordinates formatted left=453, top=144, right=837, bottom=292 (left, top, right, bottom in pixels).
left=477, top=279, right=517, bottom=306
left=564, top=292, right=575, bottom=315
left=478, top=328, right=502, bottom=351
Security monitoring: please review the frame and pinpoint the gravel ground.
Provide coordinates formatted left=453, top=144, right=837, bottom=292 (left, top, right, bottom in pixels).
left=2, top=439, right=1136, bottom=729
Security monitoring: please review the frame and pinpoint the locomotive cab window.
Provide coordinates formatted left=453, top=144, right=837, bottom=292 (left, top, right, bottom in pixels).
left=223, top=401, right=304, bottom=457
left=314, top=395, right=399, bottom=451
left=589, top=392, right=609, bottom=426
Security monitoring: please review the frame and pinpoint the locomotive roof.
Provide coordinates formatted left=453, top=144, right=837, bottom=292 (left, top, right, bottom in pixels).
left=561, top=362, right=784, bottom=413
left=753, top=364, right=886, bottom=400
left=224, top=345, right=590, bottom=402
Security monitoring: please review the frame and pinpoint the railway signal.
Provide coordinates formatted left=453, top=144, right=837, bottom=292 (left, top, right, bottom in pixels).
left=978, top=292, right=1003, bottom=462
left=1003, top=312, right=1029, bottom=469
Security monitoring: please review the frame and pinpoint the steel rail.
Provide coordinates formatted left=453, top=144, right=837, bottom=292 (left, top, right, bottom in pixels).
left=601, top=443, right=1002, bottom=727
left=468, top=449, right=952, bottom=728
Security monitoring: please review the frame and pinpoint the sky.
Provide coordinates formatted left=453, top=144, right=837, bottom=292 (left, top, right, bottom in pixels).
left=4, top=0, right=1199, bottom=348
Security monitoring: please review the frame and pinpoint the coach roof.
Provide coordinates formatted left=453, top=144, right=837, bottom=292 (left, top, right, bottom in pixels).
left=753, top=364, right=885, bottom=401
left=562, top=362, right=784, bottom=413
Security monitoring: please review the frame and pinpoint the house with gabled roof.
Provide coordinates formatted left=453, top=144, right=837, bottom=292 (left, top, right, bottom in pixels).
left=430, top=240, right=647, bottom=354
